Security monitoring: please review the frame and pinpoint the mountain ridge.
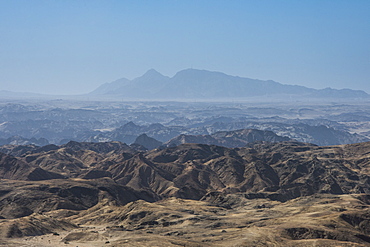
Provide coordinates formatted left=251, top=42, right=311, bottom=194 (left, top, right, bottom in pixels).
left=89, top=68, right=369, bottom=100
left=163, top=128, right=292, bottom=149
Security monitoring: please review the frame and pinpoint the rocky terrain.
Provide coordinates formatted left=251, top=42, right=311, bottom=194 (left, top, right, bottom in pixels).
left=1, top=100, right=370, bottom=146
left=163, top=129, right=291, bottom=149
left=1, top=140, right=370, bottom=246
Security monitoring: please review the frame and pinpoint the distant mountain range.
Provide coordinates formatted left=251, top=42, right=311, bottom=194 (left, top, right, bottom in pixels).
left=90, top=69, right=370, bottom=100
left=162, top=129, right=291, bottom=149
left=130, top=129, right=291, bottom=150
left=83, top=120, right=368, bottom=147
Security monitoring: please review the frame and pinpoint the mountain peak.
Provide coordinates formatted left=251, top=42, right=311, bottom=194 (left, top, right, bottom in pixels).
left=140, top=69, right=164, bottom=78
left=175, top=68, right=221, bottom=75
left=89, top=68, right=369, bottom=100
left=172, top=68, right=230, bottom=81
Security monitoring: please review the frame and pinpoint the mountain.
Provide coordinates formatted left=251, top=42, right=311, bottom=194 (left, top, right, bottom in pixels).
left=0, top=152, right=63, bottom=181
left=104, top=141, right=370, bottom=200
left=164, top=129, right=291, bottom=148
left=89, top=69, right=170, bottom=98
left=133, top=133, right=163, bottom=150
left=85, top=121, right=368, bottom=146
left=89, top=69, right=370, bottom=100
left=0, top=136, right=49, bottom=146
left=4, top=140, right=370, bottom=202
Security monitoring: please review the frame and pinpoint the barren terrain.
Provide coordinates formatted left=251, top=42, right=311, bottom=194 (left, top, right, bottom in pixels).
left=1, top=140, right=370, bottom=246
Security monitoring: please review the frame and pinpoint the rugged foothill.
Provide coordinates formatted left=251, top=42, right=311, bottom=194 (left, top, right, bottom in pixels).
left=1, top=140, right=370, bottom=246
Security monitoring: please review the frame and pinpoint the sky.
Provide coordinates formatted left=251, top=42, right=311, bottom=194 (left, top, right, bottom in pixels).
left=0, top=0, right=369, bottom=95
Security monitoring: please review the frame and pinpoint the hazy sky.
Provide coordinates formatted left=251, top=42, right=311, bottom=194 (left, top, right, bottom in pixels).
left=0, top=0, right=369, bottom=95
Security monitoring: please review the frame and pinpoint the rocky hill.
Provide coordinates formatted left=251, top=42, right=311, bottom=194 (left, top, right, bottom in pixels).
left=1, top=140, right=370, bottom=246
left=164, top=128, right=291, bottom=148
left=0, top=152, right=63, bottom=181
left=85, top=121, right=368, bottom=147
left=133, top=133, right=163, bottom=150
